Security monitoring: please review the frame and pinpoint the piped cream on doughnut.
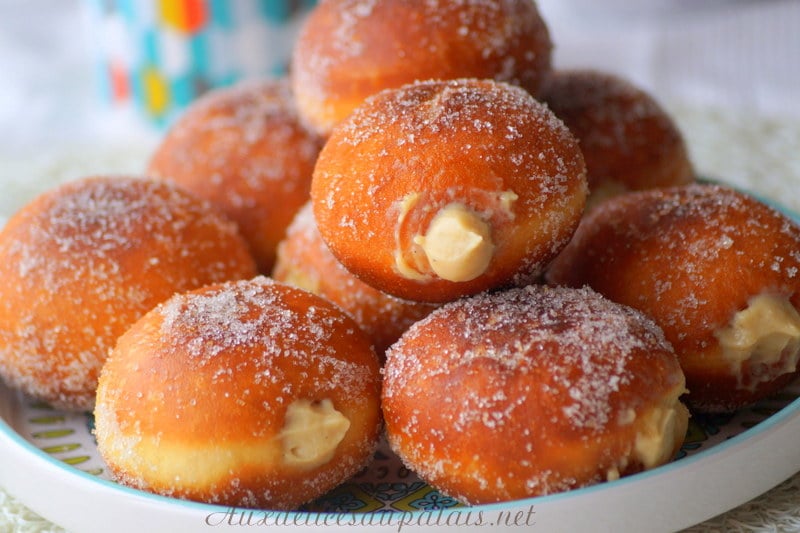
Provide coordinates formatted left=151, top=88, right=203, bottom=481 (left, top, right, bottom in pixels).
left=382, top=285, right=688, bottom=504
left=714, top=293, right=800, bottom=391
left=413, top=202, right=495, bottom=282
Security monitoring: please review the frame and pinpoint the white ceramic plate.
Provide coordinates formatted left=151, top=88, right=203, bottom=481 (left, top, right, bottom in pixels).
left=1, top=361, right=799, bottom=533
left=1, top=193, right=800, bottom=533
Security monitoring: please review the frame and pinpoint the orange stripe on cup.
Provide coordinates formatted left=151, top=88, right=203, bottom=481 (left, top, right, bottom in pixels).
left=160, top=0, right=208, bottom=33
left=109, top=62, right=130, bottom=102
left=143, top=67, right=170, bottom=117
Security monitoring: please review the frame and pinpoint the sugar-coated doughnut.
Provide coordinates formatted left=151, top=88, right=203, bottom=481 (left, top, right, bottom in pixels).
left=291, top=0, right=553, bottom=136
left=95, top=276, right=382, bottom=510
left=546, top=184, right=800, bottom=412
left=0, top=176, right=257, bottom=411
left=311, top=78, right=587, bottom=303
left=273, top=202, right=439, bottom=357
left=540, top=69, right=694, bottom=208
left=147, top=79, right=325, bottom=273
left=382, top=285, right=688, bottom=504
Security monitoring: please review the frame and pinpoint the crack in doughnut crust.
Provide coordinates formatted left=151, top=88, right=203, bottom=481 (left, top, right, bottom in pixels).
left=95, top=277, right=382, bottom=510
left=546, top=183, right=800, bottom=412
left=0, top=176, right=257, bottom=411
left=311, top=78, right=587, bottom=303
left=382, top=285, right=688, bottom=505
left=291, top=0, right=553, bottom=136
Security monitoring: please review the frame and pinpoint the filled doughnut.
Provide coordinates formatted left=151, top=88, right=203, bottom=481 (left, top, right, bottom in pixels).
left=94, top=276, right=383, bottom=510
left=382, top=284, right=689, bottom=504
left=0, top=176, right=257, bottom=411
left=546, top=183, right=800, bottom=412
left=290, top=0, right=553, bottom=136
left=311, top=78, right=587, bottom=303
left=272, top=202, right=439, bottom=357
left=147, top=78, right=325, bottom=273
left=539, top=69, right=695, bottom=208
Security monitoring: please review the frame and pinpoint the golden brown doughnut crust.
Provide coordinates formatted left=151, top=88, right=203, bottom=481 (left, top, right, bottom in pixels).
left=311, top=78, right=587, bottom=303
left=147, top=79, right=324, bottom=273
left=291, top=0, right=553, bottom=136
left=95, top=276, right=382, bottom=510
left=546, top=183, right=800, bottom=412
left=0, top=176, right=257, bottom=411
left=540, top=69, right=694, bottom=207
left=272, top=202, right=439, bottom=356
left=382, top=285, right=688, bottom=505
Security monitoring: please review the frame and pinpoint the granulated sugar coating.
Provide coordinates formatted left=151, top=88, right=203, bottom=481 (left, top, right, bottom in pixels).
left=147, top=78, right=325, bottom=273
left=291, top=0, right=553, bottom=135
left=154, top=278, right=376, bottom=398
left=311, top=78, right=587, bottom=303
left=94, top=276, right=382, bottom=510
left=546, top=183, right=800, bottom=412
left=539, top=69, right=695, bottom=203
left=0, top=176, right=257, bottom=411
left=382, top=284, right=688, bottom=504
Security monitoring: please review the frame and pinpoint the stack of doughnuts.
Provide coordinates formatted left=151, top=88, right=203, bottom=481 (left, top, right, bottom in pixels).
left=0, top=0, right=796, bottom=514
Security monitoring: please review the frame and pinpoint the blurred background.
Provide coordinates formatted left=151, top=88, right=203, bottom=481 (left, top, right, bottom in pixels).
left=0, top=0, right=798, bottom=151
left=539, top=0, right=799, bottom=119
left=0, top=0, right=318, bottom=151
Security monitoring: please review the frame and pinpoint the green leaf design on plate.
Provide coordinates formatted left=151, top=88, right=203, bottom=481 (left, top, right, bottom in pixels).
left=28, top=415, right=66, bottom=424
left=40, top=443, right=82, bottom=454
left=62, top=455, right=91, bottom=466
left=32, top=428, right=74, bottom=439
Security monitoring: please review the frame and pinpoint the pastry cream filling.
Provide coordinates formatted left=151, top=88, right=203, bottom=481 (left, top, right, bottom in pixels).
left=498, top=190, right=519, bottom=214
left=279, top=269, right=320, bottom=295
left=413, top=203, right=494, bottom=282
left=279, top=399, right=350, bottom=469
left=714, top=293, right=800, bottom=389
left=393, top=192, right=429, bottom=281
left=633, top=383, right=689, bottom=470
left=95, top=398, right=351, bottom=488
